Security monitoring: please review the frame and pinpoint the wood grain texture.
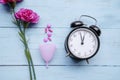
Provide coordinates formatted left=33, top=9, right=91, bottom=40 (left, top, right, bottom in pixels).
left=0, top=0, right=120, bottom=28
left=0, top=28, right=120, bottom=65
left=0, top=66, right=120, bottom=80
left=0, top=0, right=120, bottom=80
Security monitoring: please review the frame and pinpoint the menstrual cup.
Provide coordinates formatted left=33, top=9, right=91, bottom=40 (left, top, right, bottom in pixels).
left=39, top=43, right=56, bottom=68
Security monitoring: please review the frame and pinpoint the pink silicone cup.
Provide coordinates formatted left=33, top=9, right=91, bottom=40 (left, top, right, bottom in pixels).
left=39, top=44, right=56, bottom=68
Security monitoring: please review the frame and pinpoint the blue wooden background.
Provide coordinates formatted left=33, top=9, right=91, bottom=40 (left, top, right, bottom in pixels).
left=0, top=0, right=120, bottom=80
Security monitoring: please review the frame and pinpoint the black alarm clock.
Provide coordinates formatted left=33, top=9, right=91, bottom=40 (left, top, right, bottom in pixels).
left=65, top=15, right=101, bottom=63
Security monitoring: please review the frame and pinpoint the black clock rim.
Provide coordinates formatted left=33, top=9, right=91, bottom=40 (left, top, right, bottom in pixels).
left=65, top=26, right=100, bottom=60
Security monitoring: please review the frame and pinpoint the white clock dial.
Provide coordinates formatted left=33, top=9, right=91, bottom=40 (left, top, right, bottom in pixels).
left=68, top=28, right=98, bottom=59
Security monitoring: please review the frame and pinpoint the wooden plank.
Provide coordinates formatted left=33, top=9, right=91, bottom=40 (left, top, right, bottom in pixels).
left=0, top=66, right=120, bottom=80
left=0, top=28, right=120, bottom=65
left=0, top=0, right=120, bottom=80
left=0, top=0, right=120, bottom=28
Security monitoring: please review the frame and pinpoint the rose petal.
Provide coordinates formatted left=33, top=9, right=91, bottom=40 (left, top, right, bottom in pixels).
left=47, top=32, right=52, bottom=37
left=48, top=37, right=52, bottom=41
left=48, top=29, right=53, bottom=33
left=47, top=24, right=51, bottom=28
left=43, top=38, right=48, bottom=43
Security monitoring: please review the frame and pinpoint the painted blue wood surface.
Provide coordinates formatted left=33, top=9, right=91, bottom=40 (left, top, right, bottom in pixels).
left=0, top=0, right=120, bottom=80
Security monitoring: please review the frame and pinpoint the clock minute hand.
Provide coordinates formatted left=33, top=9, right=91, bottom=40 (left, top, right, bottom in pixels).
left=82, top=33, right=85, bottom=43
left=82, top=32, right=86, bottom=45
left=80, top=32, right=84, bottom=45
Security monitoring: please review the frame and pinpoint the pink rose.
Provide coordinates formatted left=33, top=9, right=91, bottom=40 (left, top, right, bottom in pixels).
left=15, top=8, right=40, bottom=23
left=0, top=0, right=22, bottom=4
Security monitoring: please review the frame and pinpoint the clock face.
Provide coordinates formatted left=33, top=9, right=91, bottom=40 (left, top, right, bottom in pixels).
left=67, top=28, right=99, bottom=59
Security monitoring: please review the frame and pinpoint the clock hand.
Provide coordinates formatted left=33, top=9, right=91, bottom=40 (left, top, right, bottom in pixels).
left=82, top=32, right=86, bottom=44
left=80, top=32, right=84, bottom=45
left=82, top=33, right=85, bottom=42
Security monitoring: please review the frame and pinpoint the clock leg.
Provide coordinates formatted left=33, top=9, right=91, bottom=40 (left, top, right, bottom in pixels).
left=66, top=53, right=70, bottom=57
left=86, top=59, right=89, bottom=64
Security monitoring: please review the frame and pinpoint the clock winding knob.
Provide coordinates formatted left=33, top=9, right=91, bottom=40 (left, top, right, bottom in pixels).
left=89, top=25, right=101, bottom=36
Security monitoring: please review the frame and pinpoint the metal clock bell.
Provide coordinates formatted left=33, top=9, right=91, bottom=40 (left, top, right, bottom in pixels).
left=65, top=15, right=101, bottom=63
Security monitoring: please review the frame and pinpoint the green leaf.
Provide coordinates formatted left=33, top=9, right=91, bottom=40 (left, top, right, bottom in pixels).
left=20, top=39, right=25, bottom=44
left=18, top=32, right=24, bottom=40
left=25, top=49, right=31, bottom=61
left=12, top=20, right=18, bottom=26
left=24, top=49, right=33, bottom=80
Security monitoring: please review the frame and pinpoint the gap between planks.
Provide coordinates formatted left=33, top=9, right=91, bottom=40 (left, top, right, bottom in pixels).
left=0, top=27, right=120, bottom=29
left=0, top=65, right=120, bottom=67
